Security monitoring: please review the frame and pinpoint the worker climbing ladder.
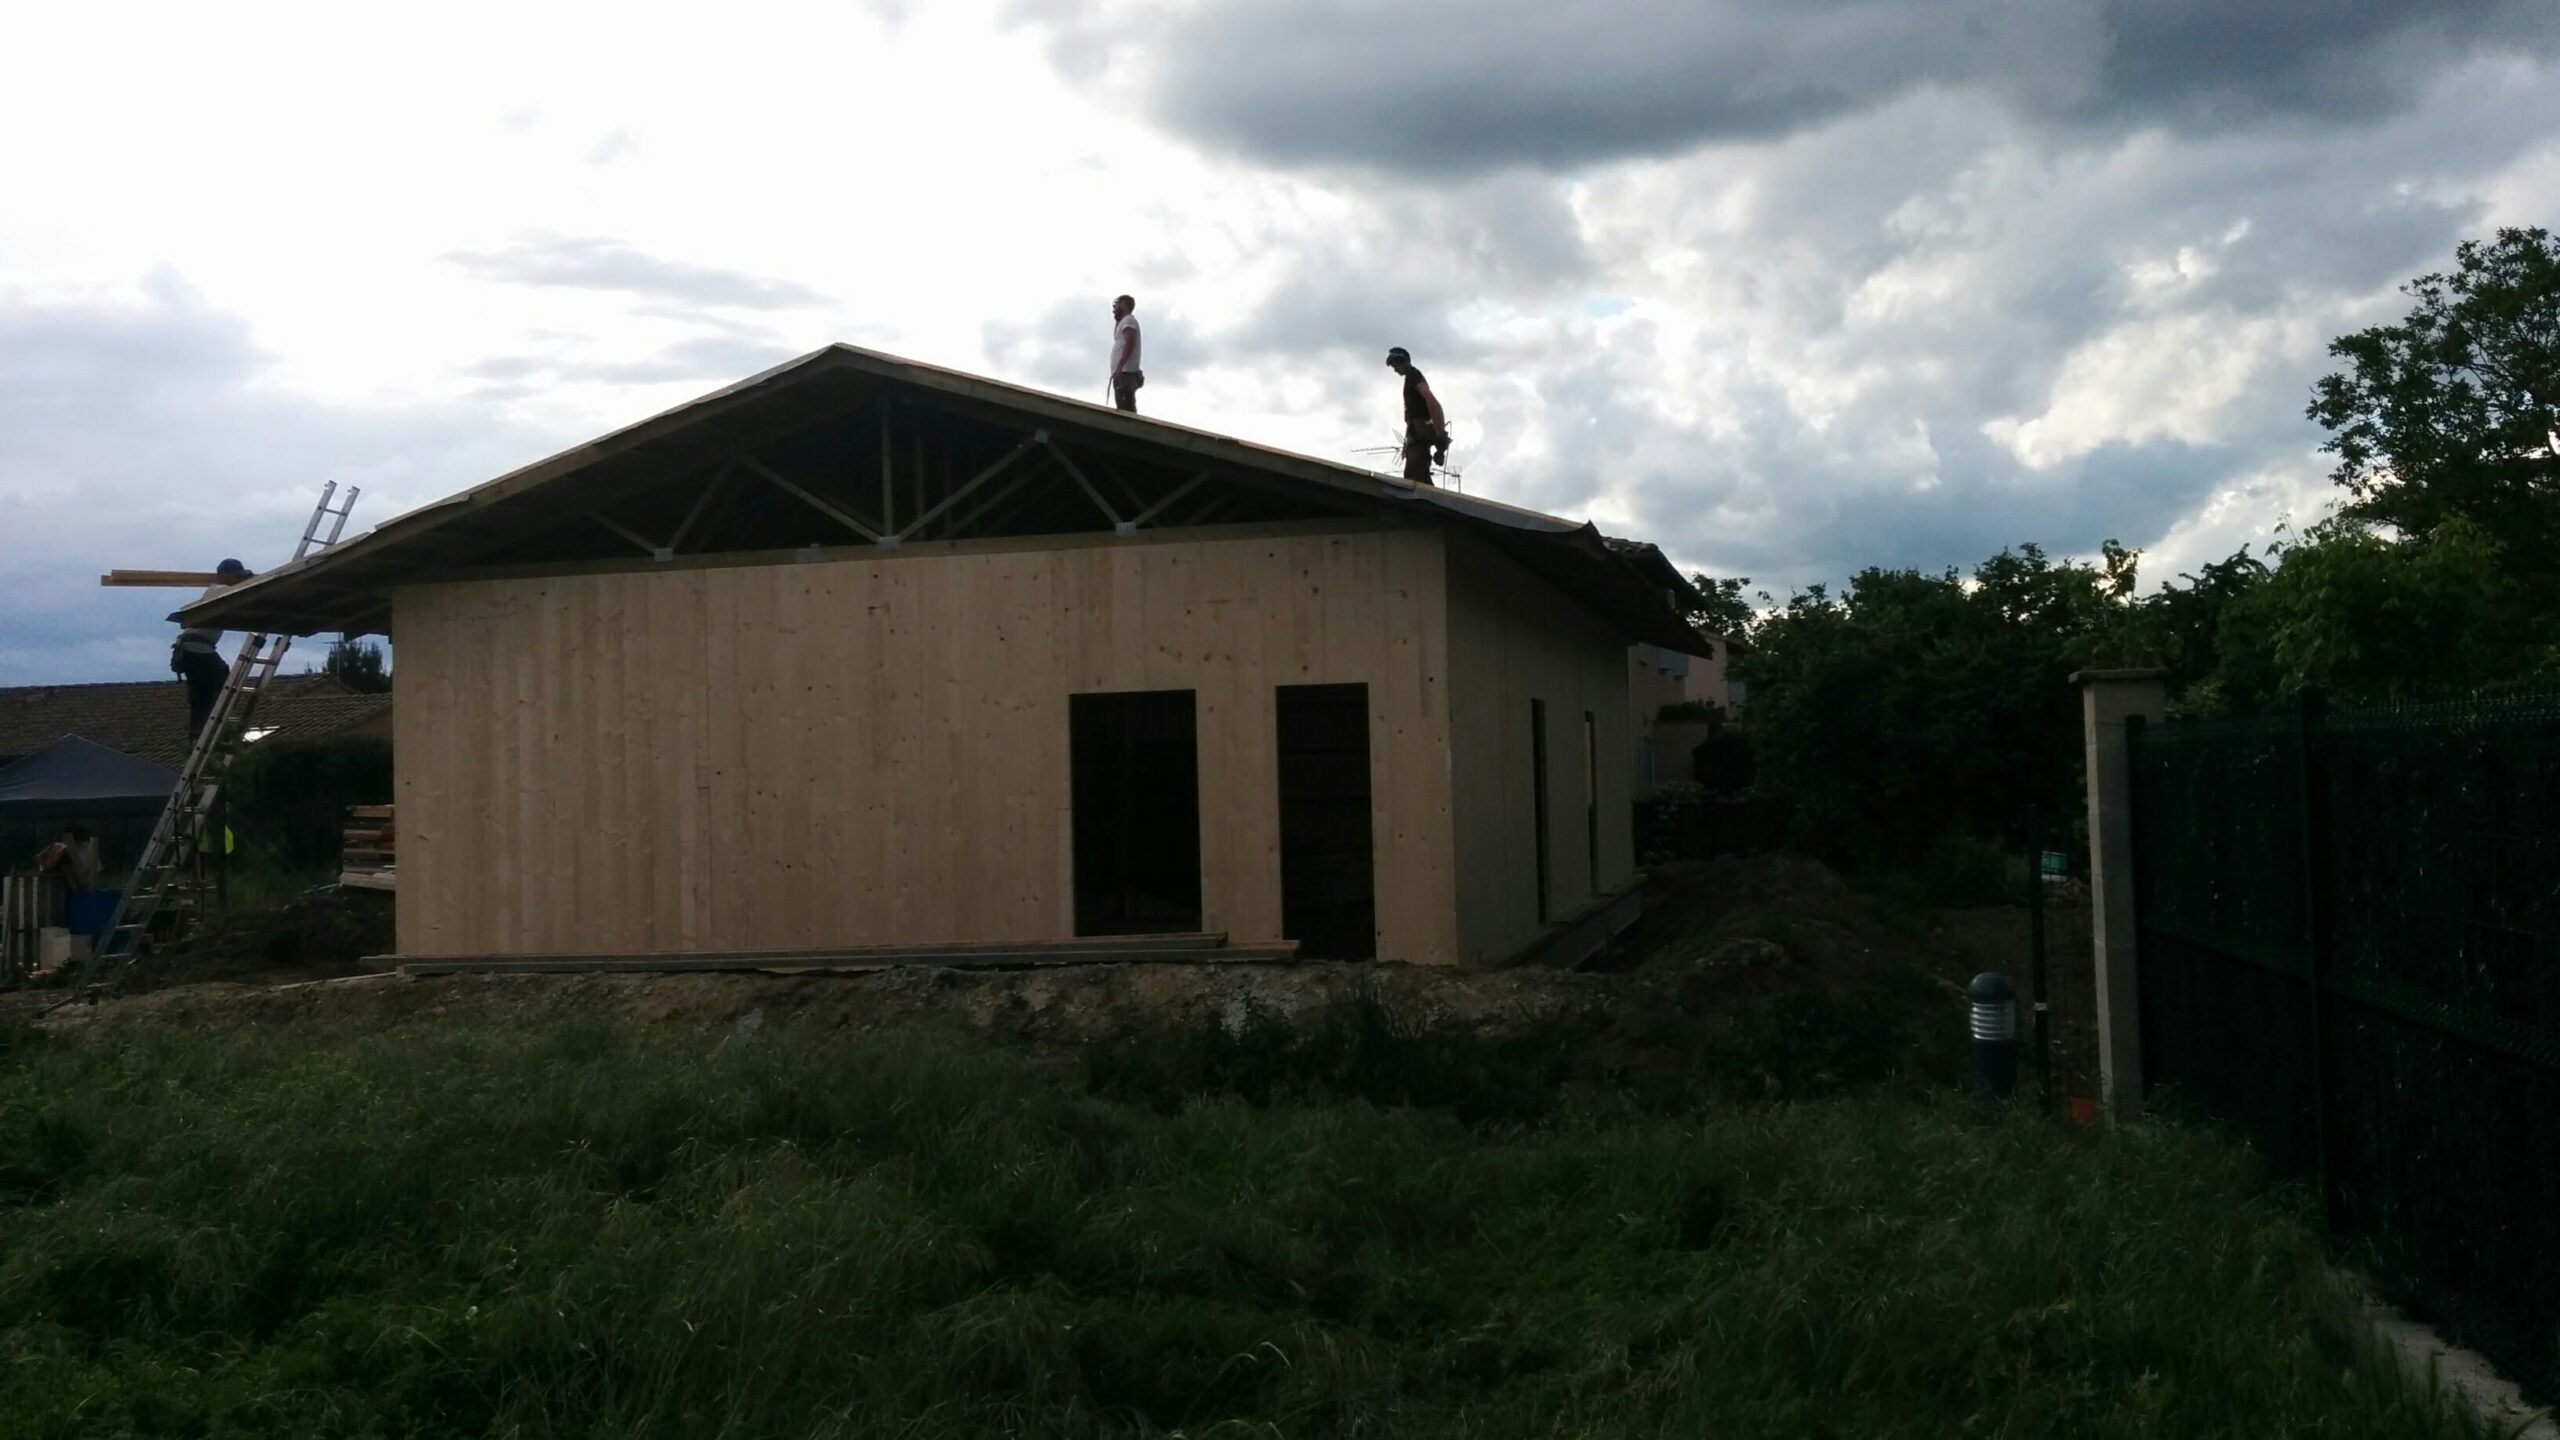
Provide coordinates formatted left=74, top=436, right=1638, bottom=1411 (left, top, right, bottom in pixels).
left=79, top=482, right=362, bottom=984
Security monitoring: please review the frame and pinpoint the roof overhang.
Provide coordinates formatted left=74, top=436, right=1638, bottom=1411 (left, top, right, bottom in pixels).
left=181, top=344, right=1711, bottom=653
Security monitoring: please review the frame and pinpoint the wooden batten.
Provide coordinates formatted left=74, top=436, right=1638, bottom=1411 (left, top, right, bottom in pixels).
left=101, top=570, right=226, bottom=587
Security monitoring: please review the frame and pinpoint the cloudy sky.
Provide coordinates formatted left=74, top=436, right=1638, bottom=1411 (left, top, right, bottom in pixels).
left=3, top=0, right=2554, bottom=682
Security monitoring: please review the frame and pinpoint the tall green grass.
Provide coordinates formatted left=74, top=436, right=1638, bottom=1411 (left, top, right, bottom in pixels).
left=0, top=1015, right=2490, bottom=1438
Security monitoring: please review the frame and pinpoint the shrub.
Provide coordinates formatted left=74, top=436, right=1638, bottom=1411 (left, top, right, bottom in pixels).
left=223, top=736, right=391, bottom=875
left=1915, top=833, right=2019, bottom=907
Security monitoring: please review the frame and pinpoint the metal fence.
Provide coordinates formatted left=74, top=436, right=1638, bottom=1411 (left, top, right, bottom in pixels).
left=2128, top=692, right=2560, bottom=1400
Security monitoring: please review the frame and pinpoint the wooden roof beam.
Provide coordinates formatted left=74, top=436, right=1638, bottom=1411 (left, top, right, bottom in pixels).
left=735, top=454, right=881, bottom=543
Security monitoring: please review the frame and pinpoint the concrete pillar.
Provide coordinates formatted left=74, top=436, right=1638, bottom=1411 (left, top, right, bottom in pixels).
left=2075, top=668, right=2167, bottom=1121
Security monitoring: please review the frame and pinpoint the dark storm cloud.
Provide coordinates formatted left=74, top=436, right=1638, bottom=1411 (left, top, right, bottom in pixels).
left=1194, top=174, right=1597, bottom=374
left=1017, top=0, right=2554, bottom=174
left=0, top=274, right=563, bottom=683
left=444, top=234, right=832, bottom=310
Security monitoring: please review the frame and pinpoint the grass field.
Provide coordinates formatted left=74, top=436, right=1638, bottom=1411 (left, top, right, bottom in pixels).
left=0, top=1006, right=2490, bottom=1438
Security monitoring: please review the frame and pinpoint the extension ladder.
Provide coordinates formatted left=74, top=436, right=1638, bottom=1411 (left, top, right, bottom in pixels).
left=81, top=482, right=362, bottom=980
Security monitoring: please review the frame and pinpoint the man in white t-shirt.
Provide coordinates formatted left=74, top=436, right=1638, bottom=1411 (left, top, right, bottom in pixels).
left=1109, top=295, right=1143, bottom=413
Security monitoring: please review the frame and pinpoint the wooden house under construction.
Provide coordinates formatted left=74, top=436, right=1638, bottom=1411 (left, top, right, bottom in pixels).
left=189, top=347, right=1709, bottom=968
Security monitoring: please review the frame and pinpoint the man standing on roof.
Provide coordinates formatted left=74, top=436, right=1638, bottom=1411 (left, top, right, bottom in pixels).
left=170, top=558, right=252, bottom=740
left=1109, top=294, right=1143, bottom=413
left=1385, top=347, right=1448, bottom=486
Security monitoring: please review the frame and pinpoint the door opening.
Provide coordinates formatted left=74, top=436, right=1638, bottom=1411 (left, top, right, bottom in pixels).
left=1584, top=710, right=1600, bottom=897
left=1530, top=698, right=1551, bottom=925
left=1069, top=690, right=1202, bottom=935
left=1276, top=684, right=1376, bottom=960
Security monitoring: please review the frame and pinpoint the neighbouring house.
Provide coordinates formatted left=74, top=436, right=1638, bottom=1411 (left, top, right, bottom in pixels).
left=1680, top=636, right=1744, bottom=714
left=0, top=673, right=394, bottom=771
left=0, top=674, right=393, bottom=868
left=1626, top=644, right=1692, bottom=793
left=183, top=345, right=1711, bottom=967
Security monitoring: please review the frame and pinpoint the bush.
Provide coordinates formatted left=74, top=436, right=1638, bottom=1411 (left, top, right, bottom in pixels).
left=1634, top=786, right=1791, bottom=861
left=1915, top=834, right=2019, bottom=907
left=1691, top=727, right=1756, bottom=794
left=223, top=736, right=391, bottom=875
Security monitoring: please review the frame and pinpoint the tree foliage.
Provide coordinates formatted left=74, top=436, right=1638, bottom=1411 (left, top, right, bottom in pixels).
left=1734, top=545, right=2125, bottom=864
left=2309, top=226, right=2560, bottom=578
left=1719, top=229, right=2560, bottom=868
left=320, top=638, right=391, bottom=694
left=1684, top=571, right=1756, bottom=639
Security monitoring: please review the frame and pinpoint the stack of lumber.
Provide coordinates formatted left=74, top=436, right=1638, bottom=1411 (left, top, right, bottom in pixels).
left=341, top=805, right=395, bottom=891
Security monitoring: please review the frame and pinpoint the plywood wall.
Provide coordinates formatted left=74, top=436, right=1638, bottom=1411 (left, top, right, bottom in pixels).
left=1445, top=539, right=1638, bottom=968
left=391, top=524, right=1459, bottom=963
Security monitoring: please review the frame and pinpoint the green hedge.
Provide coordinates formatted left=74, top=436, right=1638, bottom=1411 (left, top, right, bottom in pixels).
left=223, top=736, right=392, bottom=875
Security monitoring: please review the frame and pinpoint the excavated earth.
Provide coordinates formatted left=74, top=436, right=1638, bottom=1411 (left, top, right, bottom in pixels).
left=10, top=854, right=2092, bottom=1099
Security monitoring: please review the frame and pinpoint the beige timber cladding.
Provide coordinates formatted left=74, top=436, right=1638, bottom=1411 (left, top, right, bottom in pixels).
left=1445, top=537, right=1638, bottom=967
left=391, top=525, right=1459, bottom=963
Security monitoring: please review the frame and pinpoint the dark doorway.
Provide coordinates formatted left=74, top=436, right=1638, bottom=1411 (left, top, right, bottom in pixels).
left=1584, top=710, right=1600, bottom=896
left=1276, top=684, right=1376, bottom=959
left=1530, top=698, right=1551, bottom=924
left=1070, top=690, right=1203, bottom=935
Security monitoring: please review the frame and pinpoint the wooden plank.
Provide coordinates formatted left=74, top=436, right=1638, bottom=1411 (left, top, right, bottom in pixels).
left=348, top=804, right=397, bottom=819
left=339, top=869, right=398, bottom=892
left=396, top=942, right=1295, bottom=977
left=101, top=569, right=224, bottom=587
left=440, top=517, right=1387, bottom=587
left=1493, top=881, right=1645, bottom=971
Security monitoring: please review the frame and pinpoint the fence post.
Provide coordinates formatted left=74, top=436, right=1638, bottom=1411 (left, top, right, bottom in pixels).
left=2294, top=688, right=2339, bottom=1230
left=2075, top=668, right=2168, bottom=1121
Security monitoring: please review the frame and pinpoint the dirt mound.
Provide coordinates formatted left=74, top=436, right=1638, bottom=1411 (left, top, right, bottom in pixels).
left=1612, top=852, right=1910, bottom=977
left=43, top=959, right=1624, bottom=1052
left=27, top=853, right=1985, bottom=1101
left=119, top=888, right=396, bottom=994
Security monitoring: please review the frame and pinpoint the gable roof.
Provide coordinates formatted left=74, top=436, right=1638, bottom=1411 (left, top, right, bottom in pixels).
left=0, top=674, right=393, bottom=770
left=181, top=344, right=1711, bottom=653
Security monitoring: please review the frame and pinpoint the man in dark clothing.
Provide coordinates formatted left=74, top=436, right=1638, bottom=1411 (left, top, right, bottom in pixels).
left=1384, top=347, right=1448, bottom=486
left=171, top=558, right=252, bottom=740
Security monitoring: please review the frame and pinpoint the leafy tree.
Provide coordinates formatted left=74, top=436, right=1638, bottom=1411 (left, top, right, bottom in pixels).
left=320, top=638, right=391, bottom=693
left=1735, top=545, right=2126, bottom=865
left=2309, top=227, right=2560, bottom=580
left=1684, top=571, right=1757, bottom=640
left=2210, top=517, right=2551, bottom=709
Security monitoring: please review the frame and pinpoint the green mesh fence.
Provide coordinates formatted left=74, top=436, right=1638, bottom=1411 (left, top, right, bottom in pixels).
left=2130, top=693, right=2560, bottom=1401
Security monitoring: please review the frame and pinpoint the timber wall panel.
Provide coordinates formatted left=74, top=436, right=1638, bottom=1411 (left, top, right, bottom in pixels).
left=1445, top=539, right=1638, bottom=968
left=389, top=525, right=1456, bottom=962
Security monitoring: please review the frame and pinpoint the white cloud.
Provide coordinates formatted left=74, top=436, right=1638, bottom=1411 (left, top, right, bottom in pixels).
left=1984, top=309, right=2317, bottom=469
left=0, top=0, right=2553, bottom=680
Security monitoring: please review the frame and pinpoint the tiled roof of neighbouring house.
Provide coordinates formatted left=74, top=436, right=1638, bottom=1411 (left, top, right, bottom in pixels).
left=0, top=673, right=392, bottom=769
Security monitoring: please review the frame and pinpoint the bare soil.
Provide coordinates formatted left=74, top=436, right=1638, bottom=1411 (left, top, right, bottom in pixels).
left=1935, top=883, right=2100, bottom=1109
left=15, top=855, right=2093, bottom=1102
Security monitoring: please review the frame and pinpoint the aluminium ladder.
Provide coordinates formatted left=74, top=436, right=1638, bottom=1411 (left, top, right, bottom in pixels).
left=79, top=481, right=362, bottom=983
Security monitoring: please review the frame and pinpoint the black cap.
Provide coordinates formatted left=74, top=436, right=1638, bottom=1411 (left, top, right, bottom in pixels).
left=215, top=558, right=251, bottom=578
left=1385, top=346, right=1410, bottom=365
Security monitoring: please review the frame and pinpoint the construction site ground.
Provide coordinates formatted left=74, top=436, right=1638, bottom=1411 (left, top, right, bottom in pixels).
left=11, top=854, right=2097, bottom=1106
